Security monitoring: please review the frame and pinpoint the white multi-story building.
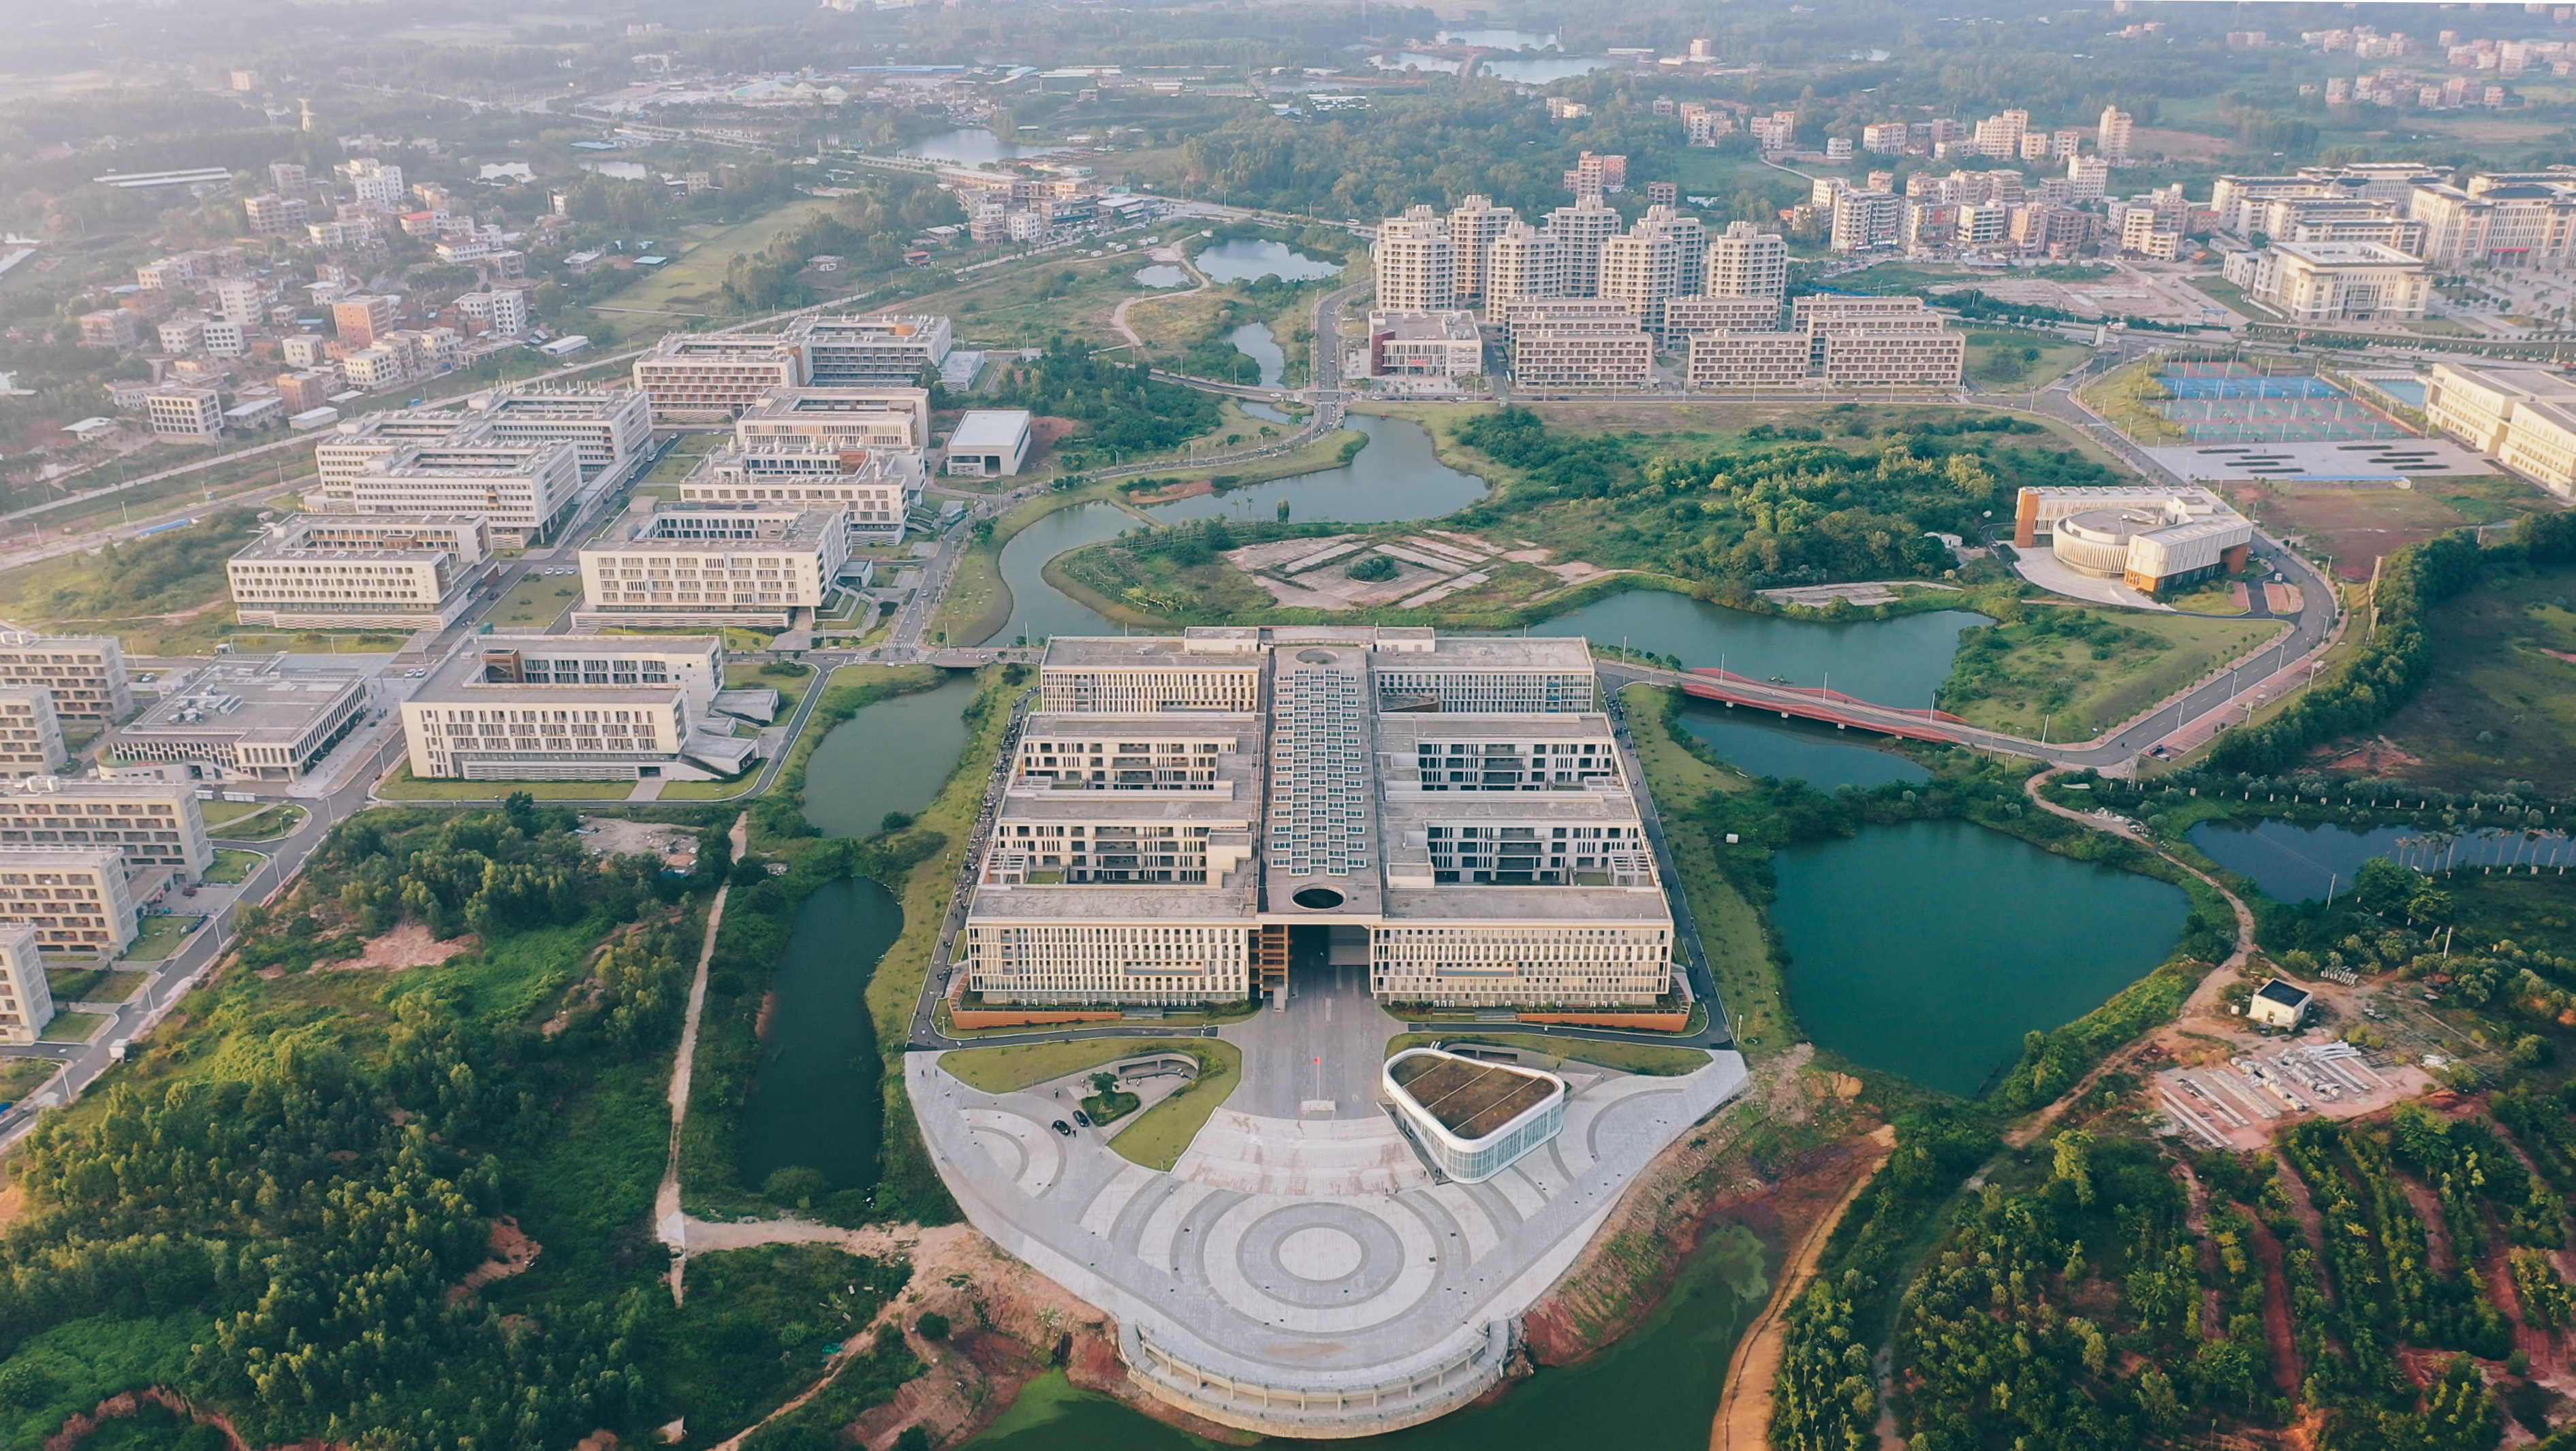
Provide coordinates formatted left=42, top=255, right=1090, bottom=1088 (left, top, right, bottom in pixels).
left=344, top=158, right=406, bottom=208
left=456, top=289, right=531, bottom=336
left=2222, top=241, right=2429, bottom=321
left=0, top=852, right=133, bottom=958
left=1599, top=205, right=1708, bottom=340
left=1446, top=195, right=1518, bottom=302
left=0, top=635, right=128, bottom=722
left=0, top=922, right=52, bottom=1042
left=733, top=387, right=931, bottom=452
left=684, top=445, right=923, bottom=546
left=2099, top=106, right=2135, bottom=165
left=1372, top=206, right=1456, bottom=313
left=0, top=691, right=64, bottom=779
left=458, top=387, right=653, bottom=483
left=0, top=778, right=212, bottom=880
left=307, top=436, right=584, bottom=545
left=1703, top=221, right=1788, bottom=298
left=2425, top=363, right=2576, bottom=498
left=571, top=505, right=851, bottom=630
left=1686, top=331, right=1815, bottom=389
left=959, top=629, right=1674, bottom=1011
left=631, top=332, right=812, bottom=419
left=400, top=635, right=752, bottom=782
left=802, top=314, right=953, bottom=387
left=1663, top=295, right=1787, bottom=338
left=1507, top=304, right=1654, bottom=389
left=1542, top=196, right=1624, bottom=298
left=1483, top=221, right=1558, bottom=305
left=227, top=514, right=494, bottom=629
left=106, top=655, right=367, bottom=784
left=1793, top=296, right=1966, bottom=386
left=1829, top=189, right=1903, bottom=253
left=144, top=388, right=224, bottom=441
left=2408, top=177, right=2576, bottom=266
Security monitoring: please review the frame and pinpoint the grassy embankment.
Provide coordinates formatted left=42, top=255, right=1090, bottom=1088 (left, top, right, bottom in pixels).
left=2077, top=357, right=2192, bottom=445
left=1618, top=684, right=1797, bottom=1056
left=1936, top=609, right=2288, bottom=739
left=202, top=849, right=260, bottom=884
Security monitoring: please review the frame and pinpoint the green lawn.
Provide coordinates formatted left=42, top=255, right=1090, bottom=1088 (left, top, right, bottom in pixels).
left=202, top=802, right=304, bottom=840
left=119, top=916, right=201, bottom=963
left=1964, top=331, right=2092, bottom=391
left=592, top=200, right=841, bottom=320
left=490, top=573, right=584, bottom=632
left=39, top=1011, right=109, bottom=1043
left=939, top=1036, right=1226, bottom=1094
left=2368, top=560, right=2576, bottom=795
left=2186, top=274, right=2280, bottom=322
left=656, top=775, right=755, bottom=800
left=376, top=765, right=634, bottom=801
left=725, top=660, right=817, bottom=714
left=202, top=848, right=263, bottom=885
left=2167, top=581, right=2250, bottom=616
left=1106, top=1042, right=1240, bottom=1171
left=1939, top=609, right=2286, bottom=739
left=44, top=966, right=148, bottom=1002
left=1383, top=1031, right=1711, bottom=1077
left=0, top=1056, right=57, bottom=1100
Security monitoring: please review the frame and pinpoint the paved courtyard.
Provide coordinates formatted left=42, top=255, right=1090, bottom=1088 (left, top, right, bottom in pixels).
left=909, top=966, right=1746, bottom=1436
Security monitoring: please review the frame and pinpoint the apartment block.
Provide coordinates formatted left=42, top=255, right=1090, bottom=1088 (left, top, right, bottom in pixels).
left=228, top=513, right=494, bottom=629
left=1703, top=221, right=1789, bottom=298
left=801, top=315, right=953, bottom=387
left=400, top=636, right=751, bottom=782
left=1542, top=197, right=1623, bottom=297
left=458, top=387, right=652, bottom=482
left=1686, top=331, right=1815, bottom=390
left=1829, top=189, right=1902, bottom=253
left=733, top=387, right=931, bottom=451
left=332, top=294, right=400, bottom=349
left=307, top=434, right=584, bottom=545
left=108, top=656, right=366, bottom=784
left=0, top=850, right=135, bottom=957
left=78, top=310, right=139, bottom=349
left=0, top=922, right=51, bottom=1042
left=571, top=504, right=851, bottom=630
left=0, top=779, right=212, bottom=880
left=1508, top=325, right=1652, bottom=389
left=1447, top=195, right=1517, bottom=302
left=0, top=636, right=128, bottom=722
left=144, top=388, right=225, bottom=441
left=961, top=629, right=1672, bottom=1012
left=631, top=333, right=812, bottom=418
left=1600, top=205, right=1708, bottom=340
left=1664, top=295, right=1787, bottom=336
left=1797, top=296, right=1966, bottom=386
left=0, top=691, right=64, bottom=778
left=2425, top=364, right=2576, bottom=498
left=2222, top=241, right=2429, bottom=321
left=244, top=193, right=311, bottom=237
left=1372, top=206, right=1457, bottom=312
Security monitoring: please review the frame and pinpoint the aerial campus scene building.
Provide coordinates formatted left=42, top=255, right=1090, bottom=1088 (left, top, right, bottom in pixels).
left=16, top=3, right=2576, bottom=1448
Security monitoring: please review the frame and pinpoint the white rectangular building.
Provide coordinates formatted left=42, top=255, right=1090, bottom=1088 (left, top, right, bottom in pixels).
left=960, top=629, right=1674, bottom=1011
left=683, top=445, right=924, bottom=546
left=0, top=635, right=129, bottom=722
left=631, top=332, right=811, bottom=419
left=2222, top=241, right=2430, bottom=322
left=227, top=513, right=494, bottom=629
left=0, top=851, right=134, bottom=957
left=0, top=778, right=213, bottom=880
left=460, top=387, right=653, bottom=482
left=0, top=921, right=52, bottom=1042
left=144, top=388, right=225, bottom=441
left=310, top=439, right=584, bottom=546
left=400, top=635, right=749, bottom=782
left=0, top=691, right=65, bottom=779
left=106, top=655, right=367, bottom=784
left=2425, top=363, right=2576, bottom=498
left=945, top=410, right=1033, bottom=476
left=1687, top=331, right=1815, bottom=390
left=571, top=505, right=850, bottom=630
left=1366, top=311, right=1483, bottom=379
left=734, top=388, right=931, bottom=451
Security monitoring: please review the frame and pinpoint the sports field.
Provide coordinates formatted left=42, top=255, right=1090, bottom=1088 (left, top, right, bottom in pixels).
left=2151, top=362, right=2408, bottom=443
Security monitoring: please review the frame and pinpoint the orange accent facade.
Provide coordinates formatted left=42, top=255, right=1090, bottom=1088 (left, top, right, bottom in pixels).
left=2014, top=488, right=2041, bottom=547
left=1516, top=1009, right=1692, bottom=1032
left=949, top=1009, right=1122, bottom=1030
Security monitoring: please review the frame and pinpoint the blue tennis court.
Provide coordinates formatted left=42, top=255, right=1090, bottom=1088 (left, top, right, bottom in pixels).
left=2152, top=362, right=2408, bottom=443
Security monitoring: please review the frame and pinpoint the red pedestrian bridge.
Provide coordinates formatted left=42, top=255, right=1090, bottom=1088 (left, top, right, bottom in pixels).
left=1674, top=669, right=1977, bottom=746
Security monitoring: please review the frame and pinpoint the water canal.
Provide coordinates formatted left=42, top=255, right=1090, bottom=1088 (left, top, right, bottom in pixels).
left=1530, top=590, right=1990, bottom=703
left=2187, top=818, right=2565, bottom=904
left=1770, top=819, right=2191, bottom=1098
left=1142, top=414, right=1489, bottom=525
left=1671, top=697, right=1930, bottom=792
left=967, top=1219, right=1772, bottom=1451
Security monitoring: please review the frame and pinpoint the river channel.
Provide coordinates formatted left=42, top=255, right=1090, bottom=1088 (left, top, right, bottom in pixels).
left=968, top=1219, right=1772, bottom=1451
left=2187, top=818, right=2566, bottom=904
left=1772, top=819, right=2191, bottom=1098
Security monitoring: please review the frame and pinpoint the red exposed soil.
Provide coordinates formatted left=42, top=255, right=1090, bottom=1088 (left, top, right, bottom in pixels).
left=2400, top=1177, right=2457, bottom=1279
left=2477, top=1205, right=2563, bottom=1382
left=447, top=1217, right=541, bottom=1306
left=2176, top=1162, right=2227, bottom=1341
left=2267, top=1149, right=2340, bottom=1311
left=44, top=1386, right=298, bottom=1451
left=2242, top=1216, right=2307, bottom=1394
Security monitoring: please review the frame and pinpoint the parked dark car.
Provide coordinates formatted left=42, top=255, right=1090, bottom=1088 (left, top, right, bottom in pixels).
left=1050, top=1120, right=1073, bottom=1136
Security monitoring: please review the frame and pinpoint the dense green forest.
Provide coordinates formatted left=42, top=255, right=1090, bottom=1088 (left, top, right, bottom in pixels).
left=0, top=787, right=947, bottom=1449
left=987, top=341, right=1223, bottom=462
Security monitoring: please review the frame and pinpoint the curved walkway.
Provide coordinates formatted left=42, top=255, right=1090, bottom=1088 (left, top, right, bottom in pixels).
left=1110, top=246, right=1209, bottom=349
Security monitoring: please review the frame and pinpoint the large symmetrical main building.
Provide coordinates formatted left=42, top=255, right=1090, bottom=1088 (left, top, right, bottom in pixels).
left=959, top=629, right=1675, bottom=1012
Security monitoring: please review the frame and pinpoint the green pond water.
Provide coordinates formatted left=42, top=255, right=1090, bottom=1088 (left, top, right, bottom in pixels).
left=1529, top=591, right=1988, bottom=706
left=737, top=674, right=979, bottom=1190
left=797, top=671, right=980, bottom=837
left=1672, top=696, right=1930, bottom=792
left=736, top=877, right=902, bottom=1192
left=968, top=1219, right=1772, bottom=1450
left=1770, top=819, right=2191, bottom=1098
